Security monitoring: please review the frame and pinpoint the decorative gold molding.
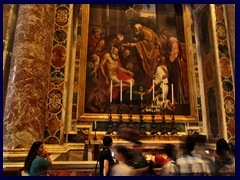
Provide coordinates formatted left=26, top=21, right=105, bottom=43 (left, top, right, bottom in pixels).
left=78, top=4, right=198, bottom=122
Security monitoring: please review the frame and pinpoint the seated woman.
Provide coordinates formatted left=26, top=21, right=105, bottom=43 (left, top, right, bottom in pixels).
left=23, top=141, right=52, bottom=176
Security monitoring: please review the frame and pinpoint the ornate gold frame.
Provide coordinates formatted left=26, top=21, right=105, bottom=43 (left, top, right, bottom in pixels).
left=78, top=4, right=198, bottom=122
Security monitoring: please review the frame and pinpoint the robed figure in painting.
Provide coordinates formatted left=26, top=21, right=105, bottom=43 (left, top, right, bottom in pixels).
left=124, top=23, right=165, bottom=85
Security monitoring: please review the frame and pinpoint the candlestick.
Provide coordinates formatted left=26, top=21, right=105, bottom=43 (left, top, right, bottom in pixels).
left=171, top=83, right=174, bottom=105
left=150, top=105, right=157, bottom=135
left=106, top=103, right=113, bottom=134
left=128, top=99, right=133, bottom=128
left=139, top=99, right=146, bottom=134
left=163, top=85, right=164, bottom=102
left=110, top=80, right=113, bottom=103
left=161, top=106, right=167, bottom=135
left=118, top=100, right=124, bottom=130
left=171, top=110, right=177, bottom=135
left=152, top=79, right=155, bottom=100
left=130, top=79, right=132, bottom=101
left=120, top=80, right=122, bottom=102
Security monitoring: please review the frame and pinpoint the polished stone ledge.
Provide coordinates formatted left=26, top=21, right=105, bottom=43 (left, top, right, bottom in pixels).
left=3, top=143, right=85, bottom=162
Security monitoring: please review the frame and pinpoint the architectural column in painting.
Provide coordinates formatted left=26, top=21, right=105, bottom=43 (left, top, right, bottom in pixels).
left=3, top=4, right=55, bottom=149
left=89, top=4, right=103, bottom=31
left=155, top=5, right=164, bottom=34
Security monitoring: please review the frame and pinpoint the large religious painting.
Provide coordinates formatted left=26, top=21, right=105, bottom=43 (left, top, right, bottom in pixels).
left=79, top=4, right=194, bottom=121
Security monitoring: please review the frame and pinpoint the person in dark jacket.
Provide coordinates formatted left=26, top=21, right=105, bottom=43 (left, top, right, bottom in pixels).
left=99, top=136, right=115, bottom=176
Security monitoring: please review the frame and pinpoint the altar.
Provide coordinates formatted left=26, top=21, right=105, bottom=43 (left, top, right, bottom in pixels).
left=85, top=132, right=187, bottom=161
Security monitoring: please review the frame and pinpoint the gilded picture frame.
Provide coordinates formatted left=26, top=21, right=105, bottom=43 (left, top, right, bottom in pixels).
left=77, top=4, right=198, bottom=122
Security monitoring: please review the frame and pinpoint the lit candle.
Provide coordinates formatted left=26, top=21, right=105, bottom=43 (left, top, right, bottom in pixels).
left=120, top=80, right=122, bottom=102
left=110, top=80, right=113, bottom=103
left=152, top=79, right=155, bottom=100
left=130, top=79, right=132, bottom=101
left=171, top=83, right=174, bottom=105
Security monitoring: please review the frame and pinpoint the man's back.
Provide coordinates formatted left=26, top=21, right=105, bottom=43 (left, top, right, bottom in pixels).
left=176, top=154, right=210, bottom=176
left=99, top=136, right=114, bottom=176
left=99, top=147, right=114, bottom=176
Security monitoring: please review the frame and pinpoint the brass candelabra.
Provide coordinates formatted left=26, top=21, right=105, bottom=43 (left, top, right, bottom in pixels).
left=139, top=98, right=146, bottom=134
left=170, top=108, right=177, bottom=135
left=106, top=102, right=113, bottom=134
left=150, top=105, right=157, bottom=135
left=161, top=101, right=168, bottom=135
left=128, top=100, right=134, bottom=128
left=117, top=101, right=124, bottom=131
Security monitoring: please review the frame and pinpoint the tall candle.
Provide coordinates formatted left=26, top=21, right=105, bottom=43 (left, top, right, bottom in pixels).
left=110, top=80, right=113, bottom=103
left=94, top=121, right=96, bottom=130
left=152, top=79, right=155, bottom=100
left=130, top=79, right=132, bottom=100
left=120, top=80, right=122, bottom=102
left=171, top=83, right=174, bottom=105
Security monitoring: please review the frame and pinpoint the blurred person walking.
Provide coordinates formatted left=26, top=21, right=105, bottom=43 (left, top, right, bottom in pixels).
left=110, top=146, right=136, bottom=176
left=214, top=138, right=235, bottom=176
left=117, top=128, right=154, bottom=176
left=158, top=144, right=179, bottom=176
left=176, top=135, right=211, bottom=176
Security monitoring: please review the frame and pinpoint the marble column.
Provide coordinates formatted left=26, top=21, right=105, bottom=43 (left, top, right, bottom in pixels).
left=3, top=4, right=55, bottom=149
